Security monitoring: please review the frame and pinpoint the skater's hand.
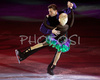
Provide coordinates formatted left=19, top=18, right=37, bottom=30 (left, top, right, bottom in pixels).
left=52, top=27, right=60, bottom=35
left=46, top=14, right=49, bottom=18
left=67, top=1, right=73, bottom=8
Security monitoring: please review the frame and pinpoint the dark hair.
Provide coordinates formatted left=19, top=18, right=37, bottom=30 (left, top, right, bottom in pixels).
left=48, top=4, right=57, bottom=10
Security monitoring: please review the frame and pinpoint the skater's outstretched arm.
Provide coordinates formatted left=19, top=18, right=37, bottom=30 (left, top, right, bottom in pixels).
left=69, top=8, right=74, bottom=28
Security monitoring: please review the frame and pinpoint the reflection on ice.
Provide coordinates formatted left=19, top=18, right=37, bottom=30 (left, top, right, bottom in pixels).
left=0, top=73, right=100, bottom=80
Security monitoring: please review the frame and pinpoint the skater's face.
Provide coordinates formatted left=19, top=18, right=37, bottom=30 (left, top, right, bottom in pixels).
left=48, top=8, right=57, bottom=17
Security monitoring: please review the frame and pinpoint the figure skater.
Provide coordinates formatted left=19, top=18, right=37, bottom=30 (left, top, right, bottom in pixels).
left=15, top=1, right=75, bottom=75
left=43, top=6, right=74, bottom=75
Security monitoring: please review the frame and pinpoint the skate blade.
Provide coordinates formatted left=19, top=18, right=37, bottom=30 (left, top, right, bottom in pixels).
left=15, top=49, right=20, bottom=64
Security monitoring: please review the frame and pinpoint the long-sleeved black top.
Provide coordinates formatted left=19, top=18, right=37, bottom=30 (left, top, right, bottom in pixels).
left=44, top=9, right=74, bottom=40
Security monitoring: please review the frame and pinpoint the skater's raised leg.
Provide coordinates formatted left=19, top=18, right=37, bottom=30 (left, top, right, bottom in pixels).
left=15, top=41, right=48, bottom=62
